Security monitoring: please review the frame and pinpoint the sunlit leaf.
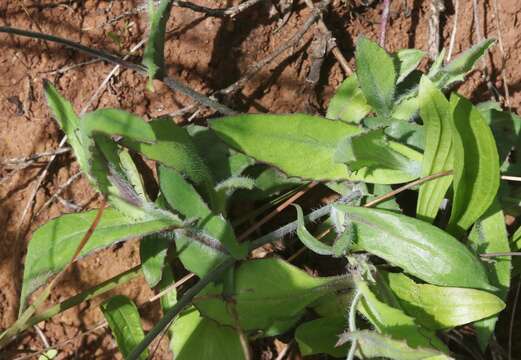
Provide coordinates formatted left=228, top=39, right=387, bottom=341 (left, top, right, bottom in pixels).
left=416, top=76, right=454, bottom=222
left=140, top=232, right=172, bottom=288
left=394, top=49, right=425, bottom=83
left=326, top=74, right=371, bottom=124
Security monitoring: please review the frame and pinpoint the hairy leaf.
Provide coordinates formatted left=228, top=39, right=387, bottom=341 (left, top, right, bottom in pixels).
left=448, top=94, right=500, bottom=235
left=416, top=76, right=454, bottom=222
left=20, top=208, right=180, bottom=310
left=384, top=272, right=505, bottom=330
left=295, top=204, right=335, bottom=256
left=326, top=74, right=371, bottom=123
left=143, top=0, right=174, bottom=84
left=394, top=49, right=425, bottom=83
left=355, top=37, right=396, bottom=118
left=295, top=317, right=348, bottom=358
left=101, top=295, right=148, bottom=360
left=171, top=307, right=246, bottom=360
left=335, top=205, right=493, bottom=290
left=140, top=232, right=172, bottom=287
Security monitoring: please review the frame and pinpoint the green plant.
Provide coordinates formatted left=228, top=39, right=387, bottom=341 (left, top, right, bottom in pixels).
left=1, top=1, right=519, bottom=359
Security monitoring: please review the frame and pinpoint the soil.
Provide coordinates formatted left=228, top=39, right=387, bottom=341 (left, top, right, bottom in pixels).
left=0, top=0, right=520, bottom=359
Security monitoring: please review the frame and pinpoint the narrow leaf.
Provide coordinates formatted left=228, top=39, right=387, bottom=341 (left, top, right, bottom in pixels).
left=101, top=295, right=148, bottom=360
left=140, top=232, right=172, bottom=287
left=20, top=208, right=180, bottom=310
left=294, top=204, right=335, bottom=256
left=416, top=76, right=454, bottom=222
left=448, top=94, right=500, bottom=235
left=384, top=272, right=505, bottom=330
left=335, top=205, right=494, bottom=290
left=355, top=36, right=396, bottom=118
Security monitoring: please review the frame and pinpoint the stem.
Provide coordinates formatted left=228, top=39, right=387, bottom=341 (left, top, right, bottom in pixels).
left=379, top=0, right=391, bottom=48
left=346, top=289, right=362, bottom=360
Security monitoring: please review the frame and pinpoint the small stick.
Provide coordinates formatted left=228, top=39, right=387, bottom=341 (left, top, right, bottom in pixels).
left=303, top=0, right=353, bottom=75
left=148, top=272, right=195, bottom=303
left=446, top=0, right=459, bottom=61
left=427, top=0, right=445, bottom=59
left=173, top=0, right=266, bottom=18
left=491, top=0, right=512, bottom=108
left=379, top=0, right=391, bottom=48
left=35, top=172, right=82, bottom=217
left=480, top=252, right=521, bottom=258
left=1, top=148, right=70, bottom=167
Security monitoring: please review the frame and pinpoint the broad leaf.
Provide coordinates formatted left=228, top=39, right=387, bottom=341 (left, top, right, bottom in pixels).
left=355, top=37, right=396, bottom=118
left=171, top=307, right=246, bottom=360
left=468, top=201, right=511, bottom=349
left=357, top=279, right=447, bottom=352
left=211, top=113, right=359, bottom=180
left=448, top=94, right=500, bottom=235
left=326, top=74, right=371, bottom=123
left=20, top=208, right=181, bottom=310
left=338, top=331, right=452, bottom=360
left=383, top=272, right=505, bottom=330
left=101, top=295, right=148, bottom=360
left=416, top=76, right=454, bottom=222
left=122, top=117, right=218, bottom=211
left=295, top=317, right=348, bottom=358
left=140, top=232, right=172, bottom=287
left=394, top=49, right=425, bottom=83
left=195, top=258, right=350, bottom=336
left=335, top=205, right=493, bottom=290
left=143, top=0, right=174, bottom=83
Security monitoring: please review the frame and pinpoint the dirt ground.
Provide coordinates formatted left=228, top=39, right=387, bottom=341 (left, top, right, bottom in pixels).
left=1, top=0, right=520, bottom=359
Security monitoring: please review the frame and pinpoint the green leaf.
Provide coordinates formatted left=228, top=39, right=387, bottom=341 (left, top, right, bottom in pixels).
left=416, top=76, right=454, bottom=222
left=384, top=121, right=425, bottom=152
left=159, top=165, right=246, bottom=275
left=143, top=0, right=174, bottom=83
left=122, top=118, right=218, bottom=211
left=295, top=204, right=335, bottom=256
left=394, top=49, right=425, bottom=83
left=468, top=201, right=511, bottom=349
left=355, top=36, right=396, bottom=118
left=334, top=128, right=422, bottom=181
left=140, top=232, right=172, bottom=288
left=195, top=258, right=350, bottom=336
left=383, top=272, right=505, bottom=330
left=171, top=307, right=246, bottom=360
left=326, top=74, right=371, bottom=123
left=339, top=331, right=452, bottom=360
left=20, top=208, right=180, bottom=310
left=210, top=113, right=360, bottom=180
left=356, top=279, right=447, bottom=352
left=295, top=317, right=348, bottom=358
left=429, top=39, right=495, bottom=88
left=38, top=349, right=58, bottom=360
left=158, top=265, right=178, bottom=311
left=101, top=295, right=148, bottom=360
left=448, top=94, right=500, bottom=235
left=335, top=205, right=494, bottom=290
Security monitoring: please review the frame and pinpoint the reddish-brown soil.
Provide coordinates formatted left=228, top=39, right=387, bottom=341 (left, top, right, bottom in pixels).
left=1, top=0, right=520, bottom=359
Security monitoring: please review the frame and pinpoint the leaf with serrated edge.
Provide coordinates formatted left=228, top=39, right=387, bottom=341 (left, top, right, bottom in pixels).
left=356, top=37, right=396, bottom=118
left=101, top=295, right=148, bottom=360
left=336, top=205, right=494, bottom=290
left=20, top=208, right=181, bottom=310
left=448, top=94, right=500, bottom=235
left=416, top=76, right=454, bottom=222
left=326, top=74, right=371, bottom=124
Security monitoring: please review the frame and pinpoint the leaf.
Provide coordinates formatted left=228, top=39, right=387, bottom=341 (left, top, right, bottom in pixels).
left=101, top=295, right=148, bottom=360
left=122, top=117, right=218, bottom=211
left=383, top=272, right=505, bottom=330
left=326, top=74, right=371, bottom=123
left=158, top=165, right=247, bottom=275
left=295, top=317, right=348, bottom=358
left=384, top=121, right=425, bottom=152
left=38, top=349, right=58, bottom=360
left=429, top=39, right=495, bottom=89
left=295, top=204, right=335, bottom=256
left=448, top=94, right=500, bottom=235
left=394, top=49, right=425, bottom=83
left=356, top=279, right=448, bottom=352
left=140, top=232, right=172, bottom=288
left=171, top=307, right=246, bottom=360
left=20, top=208, right=180, bottom=310
left=355, top=36, right=396, bottom=118
left=468, top=201, right=511, bottom=349
left=195, top=258, right=349, bottom=336
left=335, top=205, right=494, bottom=290
left=416, top=76, right=454, bottom=222
left=334, top=128, right=422, bottom=181
left=339, top=331, right=452, bottom=360
left=143, top=0, right=174, bottom=84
